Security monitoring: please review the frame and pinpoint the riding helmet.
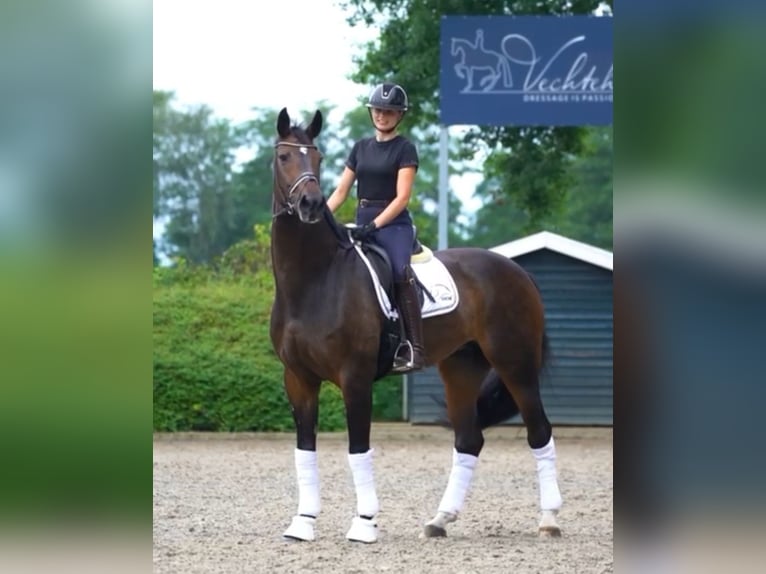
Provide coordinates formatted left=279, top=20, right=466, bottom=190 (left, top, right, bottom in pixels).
left=366, top=83, right=409, bottom=112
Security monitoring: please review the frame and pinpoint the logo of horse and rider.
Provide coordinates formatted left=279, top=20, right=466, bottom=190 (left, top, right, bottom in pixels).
left=449, top=29, right=609, bottom=95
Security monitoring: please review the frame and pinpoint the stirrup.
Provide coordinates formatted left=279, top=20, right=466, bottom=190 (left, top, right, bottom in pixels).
left=391, top=341, right=418, bottom=373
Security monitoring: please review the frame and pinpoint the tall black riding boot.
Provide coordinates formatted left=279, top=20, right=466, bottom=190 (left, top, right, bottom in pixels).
left=392, top=269, right=425, bottom=373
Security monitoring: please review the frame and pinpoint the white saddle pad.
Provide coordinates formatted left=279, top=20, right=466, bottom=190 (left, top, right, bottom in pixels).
left=352, top=243, right=459, bottom=320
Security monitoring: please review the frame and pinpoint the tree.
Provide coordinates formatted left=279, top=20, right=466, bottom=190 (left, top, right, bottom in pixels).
left=153, top=91, right=243, bottom=264
left=405, top=124, right=472, bottom=248
left=462, top=127, right=613, bottom=249
left=459, top=176, right=529, bottom=248
left=341, top=0, right=610, bottom=232
left=551, top=127, right=613, bottom=249
left=230, top=109, right=283, bottom=233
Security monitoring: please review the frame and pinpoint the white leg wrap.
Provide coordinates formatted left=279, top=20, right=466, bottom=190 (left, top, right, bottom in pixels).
left=348, top=449, right=379, bottom=517
left=532, top=436, right=563, bottom=511
left=295, top=448, right=320, bottom=517
left=437, top=449, right=478, bottom=515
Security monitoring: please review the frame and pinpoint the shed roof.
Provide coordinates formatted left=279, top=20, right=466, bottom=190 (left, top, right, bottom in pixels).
left=490, top=231, right=613, bottom=271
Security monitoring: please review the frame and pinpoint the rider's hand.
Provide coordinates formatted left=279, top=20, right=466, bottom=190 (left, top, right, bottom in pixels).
left=350, top=221, right=377, bottom=242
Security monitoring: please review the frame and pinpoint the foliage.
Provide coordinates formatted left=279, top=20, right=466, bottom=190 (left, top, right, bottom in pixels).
left=551, top=127, right=613, bottom=248
left=215, top=223, right=273, bottom=277
left=154, top=275, right=281, bottom=431
left=229, top=110, right=280, bottom=230
left=341, top=0, right=609, bottom=231
left=405, top=125, right=474, bottom=247
left=153, top=91, right=244, bottom=264
left=152, top=226, right=288, bottom=431
left=464, top=127, right=613, bottom=249
left=455, top=176, right=529, bottom=248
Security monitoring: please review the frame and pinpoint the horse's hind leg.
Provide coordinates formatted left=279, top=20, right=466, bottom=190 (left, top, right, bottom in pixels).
left=482, top=346, right=563, bottom=537
left=282, top=368, right=322, bottom=542
left=422, top=345, right=490, bottom=538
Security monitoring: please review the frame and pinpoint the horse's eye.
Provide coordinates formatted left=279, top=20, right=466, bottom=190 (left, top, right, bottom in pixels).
left=278, top=153, right=289, bottom=162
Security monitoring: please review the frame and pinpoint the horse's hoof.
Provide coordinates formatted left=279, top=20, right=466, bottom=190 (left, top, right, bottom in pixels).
left=538, top=525, right=562, bottom=538
left=346, top=516, right=378, bottom=543
left=420, top=511, right=456, bottom=538
left=538, top=509, right=561, bottom=538
left=283, top=515, right=316, bottom=541
left=421, top=524, right=447, bottom=538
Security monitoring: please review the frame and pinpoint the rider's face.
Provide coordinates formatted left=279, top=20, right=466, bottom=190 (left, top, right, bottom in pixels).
left=371, top=107, right=402, bottom=129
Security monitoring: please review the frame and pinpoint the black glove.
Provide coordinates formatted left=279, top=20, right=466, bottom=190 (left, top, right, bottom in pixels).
left=350, top=221, right=377, bottom=242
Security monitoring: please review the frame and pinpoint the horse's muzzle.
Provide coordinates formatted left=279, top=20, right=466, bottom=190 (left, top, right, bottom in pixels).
left=297, top=193, right=325, bottom=224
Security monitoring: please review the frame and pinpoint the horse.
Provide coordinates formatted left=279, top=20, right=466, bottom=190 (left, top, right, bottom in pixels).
left=269, top=108, right=562, bottom=543
left=451, top=30, right=512, bottom=92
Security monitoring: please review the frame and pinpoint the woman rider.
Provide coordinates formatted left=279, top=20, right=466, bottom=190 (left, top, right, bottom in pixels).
left=327, top=82, right=424, bottom=372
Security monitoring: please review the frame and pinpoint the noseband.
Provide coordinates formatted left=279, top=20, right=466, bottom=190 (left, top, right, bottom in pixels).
left=273, top=141, right=320, bottom=218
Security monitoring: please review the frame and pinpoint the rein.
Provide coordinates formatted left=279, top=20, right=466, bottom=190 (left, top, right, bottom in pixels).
left=272, top=141, right=320, bottom=218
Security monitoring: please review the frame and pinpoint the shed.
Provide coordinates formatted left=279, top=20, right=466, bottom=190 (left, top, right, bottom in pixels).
left=407, top=231, right=613, bottom=426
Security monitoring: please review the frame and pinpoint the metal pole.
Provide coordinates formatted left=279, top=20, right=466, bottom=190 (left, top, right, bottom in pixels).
left=402, top=374, right=409, bottom=421
left=438, top=125, right=449, bottom=250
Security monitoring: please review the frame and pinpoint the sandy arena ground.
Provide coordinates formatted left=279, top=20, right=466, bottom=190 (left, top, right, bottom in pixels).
left=153, top=424, right=612, bottom=573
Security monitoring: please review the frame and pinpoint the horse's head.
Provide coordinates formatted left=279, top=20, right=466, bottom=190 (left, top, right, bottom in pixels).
left=274, top=108, right=325, bottom=223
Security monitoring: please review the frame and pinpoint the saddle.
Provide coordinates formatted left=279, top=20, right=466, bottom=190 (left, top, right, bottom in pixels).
left=346, top=225, right=434, bottom=380
left=360, top=236, right=430, bottom=310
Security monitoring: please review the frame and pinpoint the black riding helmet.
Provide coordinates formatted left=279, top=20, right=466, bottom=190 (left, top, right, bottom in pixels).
left=366, top=83, right=409, bottom=112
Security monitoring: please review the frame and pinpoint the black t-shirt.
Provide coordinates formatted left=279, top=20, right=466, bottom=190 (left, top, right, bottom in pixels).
left=345, top=135, right=419, bottom=201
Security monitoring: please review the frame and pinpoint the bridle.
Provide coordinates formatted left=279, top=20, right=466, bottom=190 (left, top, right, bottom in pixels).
left=272, top=141, right=321, bottom=218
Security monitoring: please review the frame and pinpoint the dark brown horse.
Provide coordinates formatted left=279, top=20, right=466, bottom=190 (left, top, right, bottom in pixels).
left=270, top=108, right=562, bottom=543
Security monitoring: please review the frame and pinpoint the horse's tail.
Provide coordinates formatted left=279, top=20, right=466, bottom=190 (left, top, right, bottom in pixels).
left=541, top=329, right=551, bottom=376
left=475, top=369, right=519, bottom=430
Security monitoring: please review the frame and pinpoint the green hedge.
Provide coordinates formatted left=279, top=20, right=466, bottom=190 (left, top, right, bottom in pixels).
left=153, top=265, right=402, bottom=431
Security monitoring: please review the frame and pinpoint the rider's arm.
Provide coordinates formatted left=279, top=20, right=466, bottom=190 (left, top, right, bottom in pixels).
left=327, top=167, right=356, bottom=213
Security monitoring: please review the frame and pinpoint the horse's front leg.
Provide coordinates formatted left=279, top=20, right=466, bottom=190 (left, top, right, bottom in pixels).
left=282, top=367, right=322, bottom=542
left=341, top=374, right=379, bottom=543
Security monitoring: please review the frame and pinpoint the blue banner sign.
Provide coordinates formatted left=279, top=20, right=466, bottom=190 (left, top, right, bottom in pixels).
left=440, top=16, right=612, bottom=126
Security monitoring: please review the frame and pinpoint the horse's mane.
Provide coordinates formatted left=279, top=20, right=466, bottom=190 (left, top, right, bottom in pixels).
left=322, top=202, right=353, bottom=248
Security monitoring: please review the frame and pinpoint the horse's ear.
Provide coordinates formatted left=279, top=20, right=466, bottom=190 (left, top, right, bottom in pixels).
left=306, top=109, right=323, bottom=140
left=277, top=108, right=291, bottom=138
